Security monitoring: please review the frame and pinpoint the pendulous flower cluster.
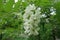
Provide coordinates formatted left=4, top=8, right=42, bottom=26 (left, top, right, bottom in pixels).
left=23, top=4, right=41, bottom=36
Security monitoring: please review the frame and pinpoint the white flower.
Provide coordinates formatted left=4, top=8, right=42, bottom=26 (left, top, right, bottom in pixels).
left=50, top=7, right=54, bottom=12
left=50, top=7, right=56, bottom=16
left=28, top=32, right=32, bottom=36
left=30, top=14, right=35, bottom=20
left=50, top=7, right=56, bottom=12
left=35, top=7, right=41, bottom=13
left=50, top=11, right=56, bottom=15
left=24, top=30, right=30, bottom=33
left=37, top=7, right=41, bottom=10
left=15, top=0, right=18, bottom=3
left=46, top=19, right=49, bottom=23
left=33, top=30, right=39, bottom=35
left=41, top=14, right=47, bottom=18
left=29, top=4, right=36, bottom=10
left=25, top=4, right=36, bottom=12
left=24, top=22, right=28, bottom=25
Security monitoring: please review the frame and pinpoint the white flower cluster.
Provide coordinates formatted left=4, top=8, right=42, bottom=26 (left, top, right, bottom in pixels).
left=50, top=7, right=56, bottom=16
left=23, top=4, right=41, bottom=36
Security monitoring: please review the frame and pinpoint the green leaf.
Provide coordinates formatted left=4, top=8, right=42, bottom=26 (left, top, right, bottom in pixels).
left=13, top=1, right=21, bottom=12
left=54, top=2, right=60, bottom=22
left=4, top=0, right=14, bottom=12
left=0, top=0, right=3, bottom=12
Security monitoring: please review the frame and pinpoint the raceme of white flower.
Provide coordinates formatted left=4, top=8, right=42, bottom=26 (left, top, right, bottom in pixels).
left=23, top=4, right=41, bottom=36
